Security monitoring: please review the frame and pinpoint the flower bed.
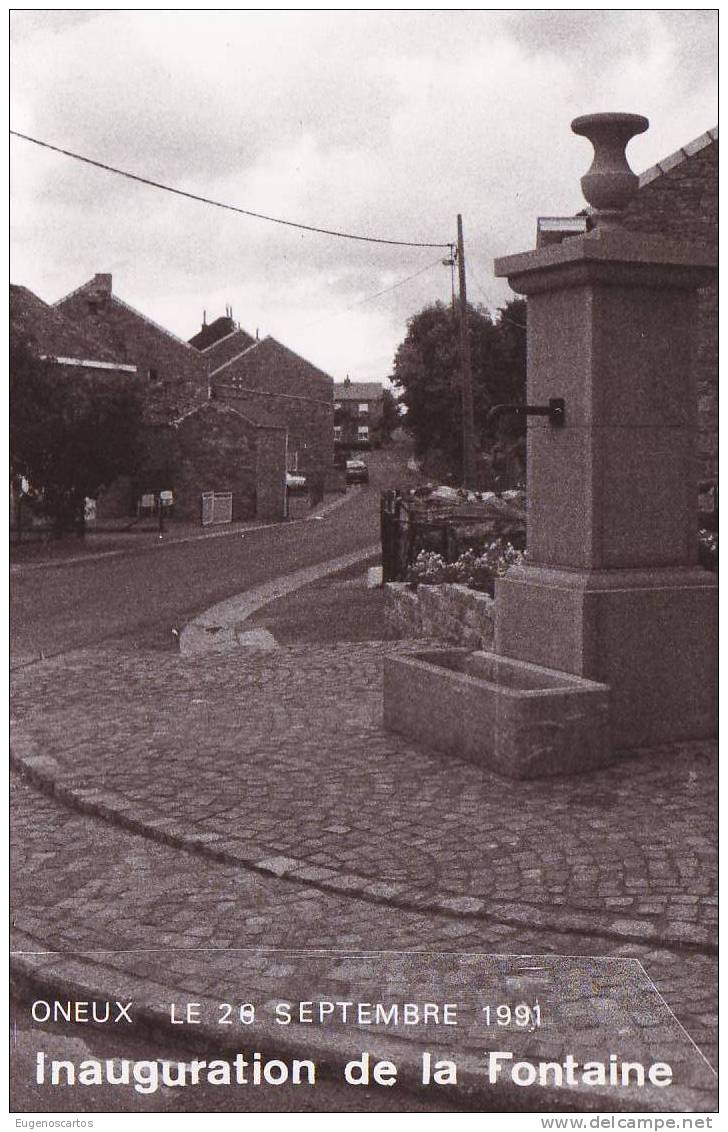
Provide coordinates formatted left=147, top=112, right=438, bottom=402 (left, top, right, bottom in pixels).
left=406, top=540, right=525, bottom=595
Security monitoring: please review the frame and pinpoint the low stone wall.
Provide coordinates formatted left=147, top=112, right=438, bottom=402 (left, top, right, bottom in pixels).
left=384, top=582, right=495, bottom=649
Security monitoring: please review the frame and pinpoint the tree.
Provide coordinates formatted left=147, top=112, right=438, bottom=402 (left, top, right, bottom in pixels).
left=379, top=388, right=401, bottom=443
left=390, top=298, right=526, bottom=471
left=10, top=335, right=144, bottom=536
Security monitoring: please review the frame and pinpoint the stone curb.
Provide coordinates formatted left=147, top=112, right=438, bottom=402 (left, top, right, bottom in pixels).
left=9, top=749, right=716, bottom=957
left=10, top=928, right=712, bottom=1114
left=179, top=541, right=381, bottom=655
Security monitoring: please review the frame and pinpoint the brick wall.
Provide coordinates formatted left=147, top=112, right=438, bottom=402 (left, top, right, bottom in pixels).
left=622, top=141, right=718, bottom=482
left=58, top=278, right=209, bottom=425
left=213, top=337, right=334, bottom=474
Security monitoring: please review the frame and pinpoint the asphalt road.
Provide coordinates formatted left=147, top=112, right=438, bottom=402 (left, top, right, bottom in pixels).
left=11, top=445, right=415, bottom=665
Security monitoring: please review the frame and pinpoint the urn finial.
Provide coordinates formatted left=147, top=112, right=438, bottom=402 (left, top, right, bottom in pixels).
left=571, top=112, right=649, bottom=226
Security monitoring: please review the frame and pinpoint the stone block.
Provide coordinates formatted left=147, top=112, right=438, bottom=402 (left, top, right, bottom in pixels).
left=596, top=427, right=696, bottom=567
left=496, top=564, right=717, bottom=748
left=527, top=427, right=594, bottom=568
left=384, top=650, right=611, bottom=779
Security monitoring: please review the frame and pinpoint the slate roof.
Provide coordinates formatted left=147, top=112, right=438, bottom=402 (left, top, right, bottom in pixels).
left=199, top=327, right=258, bottom=370
left=638, top=126, right=718, bottom=187
left=334, top=381, right=384, bottom=401
left=210, top=335, right=334, bottom=389
left=10, top=284, right=129, bottom=366
left=189, top=315, right=256, bottom=354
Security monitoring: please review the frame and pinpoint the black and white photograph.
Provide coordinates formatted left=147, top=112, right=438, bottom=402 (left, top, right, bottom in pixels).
left=9, top=9, right=718, bottom=1120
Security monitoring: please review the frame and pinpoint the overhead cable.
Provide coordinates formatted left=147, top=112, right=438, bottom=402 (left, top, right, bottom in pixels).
left=11, top=129, right=453, bottom=249
left=299, top=255, right=445, bottom=330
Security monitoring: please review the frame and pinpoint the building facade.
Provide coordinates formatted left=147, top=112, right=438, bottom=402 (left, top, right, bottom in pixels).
left=333, top=378, right=385, bottom=450
left=195, top=316, right=334, bottom=476
left=49, top=276, right=288, bottom=521
left=56, top=274, right=209, bottom=425
left=622, top=127, right=718, bottom=485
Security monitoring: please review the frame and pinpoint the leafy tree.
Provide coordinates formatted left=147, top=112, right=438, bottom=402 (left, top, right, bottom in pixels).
left=379, top=387, right=401, bottom=442
left=10, top=335, right=144, bottom=536
left=390, top=298, right=526, bottom=467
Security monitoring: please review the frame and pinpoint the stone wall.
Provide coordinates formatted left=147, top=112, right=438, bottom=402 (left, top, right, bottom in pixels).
left=255, top=427, right=287, bottom=522
left=622, top=138, right=718, bottom=482
left=58, top=277, right=209, bottom=426
left=384, top=583, right=495, bottom=650
left=213, top=336, right=333, bottom=475
left=173, top=404, right=260, bottom=522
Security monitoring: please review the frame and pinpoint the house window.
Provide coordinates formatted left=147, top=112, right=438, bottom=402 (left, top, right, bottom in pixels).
left=334, top=426, right=343, bottom=441
left=149, top=366, right=160, bottom=383
left=358, top=402, right=369, bottom=414
left=357, top=425, right=369, bottom=441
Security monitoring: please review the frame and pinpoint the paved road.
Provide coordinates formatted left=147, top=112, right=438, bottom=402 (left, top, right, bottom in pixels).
left=10, top=446, right=410, bottom=664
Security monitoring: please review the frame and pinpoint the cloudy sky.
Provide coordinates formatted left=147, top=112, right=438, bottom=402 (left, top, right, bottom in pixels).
left=10, top=10, right=717, bottom=381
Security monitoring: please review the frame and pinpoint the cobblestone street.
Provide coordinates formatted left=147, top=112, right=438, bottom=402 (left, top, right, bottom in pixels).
left=10, top=560, right=718, bottom=1112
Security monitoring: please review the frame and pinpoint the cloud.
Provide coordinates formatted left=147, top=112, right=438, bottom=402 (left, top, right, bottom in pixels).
left=10, top=11, right=717, bottom=380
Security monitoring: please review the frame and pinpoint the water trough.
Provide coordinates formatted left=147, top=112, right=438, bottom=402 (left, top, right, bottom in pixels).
left=383, top=649, right=611, bottom=779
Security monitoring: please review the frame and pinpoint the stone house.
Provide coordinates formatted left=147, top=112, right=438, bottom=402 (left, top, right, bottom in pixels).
left=170, top=401, right=286, bottom=523
left=47, top=275, right=287, bottom=521
left=622, top=126, right=718, bottom=485
left=333, top=378, right=385, bottom=450
left=10, top=283, right=139, bottom=524
left=194, top=314, right=334, bottom=477
left=55, top=273, right=209, bottom=425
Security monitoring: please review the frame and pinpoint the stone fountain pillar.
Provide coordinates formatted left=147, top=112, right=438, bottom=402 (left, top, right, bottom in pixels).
left=493, top=113, right=717, bottom=749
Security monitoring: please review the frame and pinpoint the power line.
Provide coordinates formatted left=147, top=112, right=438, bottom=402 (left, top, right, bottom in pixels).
left=11, top=129, right=453, bottom=249
left=299, top=255, right=445, bottom=331
left=468, top=263, right=526, bottom=329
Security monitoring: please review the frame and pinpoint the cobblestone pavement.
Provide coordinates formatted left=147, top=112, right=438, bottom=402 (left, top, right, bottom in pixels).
left=10, top=775, right=718, bottom=1111
left=11, top=636, right=717, bottom=953
left=10, top=553, right=717, bottom=1110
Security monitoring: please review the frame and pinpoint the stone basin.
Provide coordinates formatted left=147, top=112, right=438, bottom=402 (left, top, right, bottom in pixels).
left=383, top=649, right=611, bottom=779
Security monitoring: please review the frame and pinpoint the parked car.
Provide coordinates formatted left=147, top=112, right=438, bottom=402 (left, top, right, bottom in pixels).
left=286, top=471, right=307, bottom=492
left=346, top=459, right=369, bottom=485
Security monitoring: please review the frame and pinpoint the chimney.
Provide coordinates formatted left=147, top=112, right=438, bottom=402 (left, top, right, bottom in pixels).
left=91, top=273, right=112, bottom=295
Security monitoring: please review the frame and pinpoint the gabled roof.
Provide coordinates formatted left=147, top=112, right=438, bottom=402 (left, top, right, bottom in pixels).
left=209, top=334, right=334, bottom=388
left=190, top=316, right=241, bottom=351
left=10, top=284, right=132, bottom=369
left=639, top=126, right=718, bottom=187
left=171, top=399, right=285, bottom=432
left=198, top=326, right=258, bottom=369
left=54, top=275, right=201, bottom=354
left=334, top=381, right=384, bottom=401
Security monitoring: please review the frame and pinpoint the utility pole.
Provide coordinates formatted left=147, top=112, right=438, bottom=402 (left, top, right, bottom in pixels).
left=456, top=214, right=476, bottom=488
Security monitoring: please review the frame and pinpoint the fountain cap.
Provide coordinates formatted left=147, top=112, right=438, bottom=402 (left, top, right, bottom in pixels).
left=571, top=112, right=649, bottom=225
